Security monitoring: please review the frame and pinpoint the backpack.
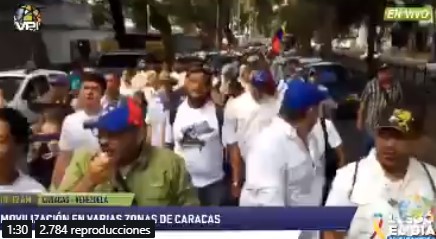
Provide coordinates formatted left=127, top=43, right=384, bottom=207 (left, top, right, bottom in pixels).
left=169, top=102, right=224, bottom=139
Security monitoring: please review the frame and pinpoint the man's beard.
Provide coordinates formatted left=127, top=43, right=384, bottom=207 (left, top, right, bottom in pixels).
left=187, top=94, right=209, bottom=108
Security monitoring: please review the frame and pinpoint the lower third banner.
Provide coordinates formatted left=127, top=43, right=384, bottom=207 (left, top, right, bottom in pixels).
left=0, top=207, right=357, bottom=230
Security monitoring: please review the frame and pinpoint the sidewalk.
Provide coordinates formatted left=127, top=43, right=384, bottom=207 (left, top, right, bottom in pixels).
left=332, top=48, right=436, bottom=164
left=333, top=48, right=429, bottom=66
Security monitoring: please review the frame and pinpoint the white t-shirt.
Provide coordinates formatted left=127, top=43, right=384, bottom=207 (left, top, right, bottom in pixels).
left=326, top=150, right=436, bottom=239
left=222, top=97, right=237, bottom=145
left=145, top=93, right=166, bottom=147
left=58, top=110, right=100, bottom=152
left=240, top=117, right=326, bottom=239
left=309, top=119, right=343, bottom=202
left=119, top=82, right=134, bottom=96
left=173, top=100, right=224, bottom=187
left=0, top=173, right=46, bottom=193
left=240, top=117, right=332, bottom=207
left=312, top=119, right=342, bottom=152
left=225, top=92, right=281, bottom=159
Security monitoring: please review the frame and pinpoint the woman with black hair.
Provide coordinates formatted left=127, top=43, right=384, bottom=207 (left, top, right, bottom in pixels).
left=0, top=108, right=45, bottom=192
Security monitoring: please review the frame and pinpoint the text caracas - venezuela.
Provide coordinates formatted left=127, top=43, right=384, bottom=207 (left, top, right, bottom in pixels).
left=41, top=195, right=108, bottom=204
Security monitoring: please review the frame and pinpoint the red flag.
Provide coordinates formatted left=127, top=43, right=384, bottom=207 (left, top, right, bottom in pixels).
left=271, top=37, right=281, bottom=55
left=271, top=28, right=284, bottom=55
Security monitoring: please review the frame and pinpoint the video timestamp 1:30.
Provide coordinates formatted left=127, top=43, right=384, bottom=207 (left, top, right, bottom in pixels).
left=1, top=220, right=32, bottom=238
left=1, top=219, right=155, bottom=238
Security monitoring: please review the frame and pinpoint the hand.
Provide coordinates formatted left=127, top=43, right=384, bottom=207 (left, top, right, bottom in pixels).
left=230, top=181, right=241, bottom=199
left=86, top=152, right=112, bottom=186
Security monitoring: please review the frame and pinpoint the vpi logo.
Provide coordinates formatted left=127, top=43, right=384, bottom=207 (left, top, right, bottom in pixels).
left=14, top=4, right=41, bottom=31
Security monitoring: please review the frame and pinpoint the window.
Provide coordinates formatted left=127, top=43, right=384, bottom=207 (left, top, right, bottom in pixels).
left=0, top=76, right=25, bottom=102
left=97, top=54, right=150, bottom=68
left=22, top=75, right=50, bottom=101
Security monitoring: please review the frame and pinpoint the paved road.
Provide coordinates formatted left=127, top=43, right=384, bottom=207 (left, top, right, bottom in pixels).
left=333, top=102, right=436, bottom=165
left=333, top=119, right=363, bottom=163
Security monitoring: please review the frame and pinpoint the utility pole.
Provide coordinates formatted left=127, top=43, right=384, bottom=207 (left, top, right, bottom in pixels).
left=216, top=0, right=222, bottom=49
left=237, top=0, right=241, bottom=34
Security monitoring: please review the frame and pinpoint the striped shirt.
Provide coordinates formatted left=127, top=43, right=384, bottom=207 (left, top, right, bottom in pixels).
left=360, top=78, right=403, bottom=133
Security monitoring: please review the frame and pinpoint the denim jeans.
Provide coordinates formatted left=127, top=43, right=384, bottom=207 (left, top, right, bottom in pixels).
left=196, top=180, right=226, bottom=206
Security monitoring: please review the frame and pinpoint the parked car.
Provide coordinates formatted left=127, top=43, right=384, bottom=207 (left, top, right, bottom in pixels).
left=0, top=69, right=67, bottom=123
left=303, top=61, right=365, bottom=119
left=271, top=56, right=322, bottom=80
left=96, top=50, right=156, bottom=75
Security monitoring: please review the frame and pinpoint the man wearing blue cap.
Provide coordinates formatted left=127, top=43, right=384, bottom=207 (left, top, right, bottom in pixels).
left=57, top=97, right=199, bottom=206
left=224, top=69, right=281, bottom=200
left=240, top=80, right=329, bottom=238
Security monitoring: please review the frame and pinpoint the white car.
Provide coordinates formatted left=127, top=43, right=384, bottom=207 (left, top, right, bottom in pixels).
left=0, top=69, right=67, bottom=123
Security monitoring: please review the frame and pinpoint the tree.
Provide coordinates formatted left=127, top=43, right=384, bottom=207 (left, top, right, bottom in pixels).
left=91, top=0, right=111, bottom=28
left=147, top=1, right=174, bottom=64
left=105, top=0, right=174, bottom=63
left=279, top=1, right=319, bottom=55
left=107, top=0, right=126, bottom=47
left=308, top=0, right=386, bottom=75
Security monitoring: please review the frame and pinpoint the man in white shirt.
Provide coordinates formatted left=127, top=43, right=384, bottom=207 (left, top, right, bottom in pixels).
left=286, top=58, right=304, bottom=82
left=101, top=73, right=127, bottom=108
left=145, top=71, right=177, bottom=147
left=0, top=108, right=45, bottom=192
left=220, top=63, right=239, bottom=95
left=240, top=80, right=329, bottom=239
left=51, top=72, right=105, bottom=189
left=224, top=69, right=281, bottom=199
left=324, top=105, right=436, bottom=239
left=238, top=64, right=251, bottom=91
left=172, top=66, right=225, bottom=206
left=120, top=68, right=135, bottom=96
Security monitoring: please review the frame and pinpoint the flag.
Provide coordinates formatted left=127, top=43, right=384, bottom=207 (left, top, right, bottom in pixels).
left=271, top=22, right=286, bottom=55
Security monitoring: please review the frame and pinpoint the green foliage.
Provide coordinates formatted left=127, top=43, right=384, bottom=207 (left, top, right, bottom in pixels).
left=91, top=0, right=110, bottom=28
left=128, top=0, right=149, bottom=29
left=279, top=1, right=319, bottom=38
left=169, top=0, right=218, bottom=29
left=254, top=0, right=274, bottom=35
left=306, top=0, right=386, bottom=29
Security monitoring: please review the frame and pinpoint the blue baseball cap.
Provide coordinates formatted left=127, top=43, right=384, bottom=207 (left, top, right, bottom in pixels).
left=281, top=80, right=328, bottom=111
left=84, top=98, right=144, bottom=133
left=251, top=70, right=274, bottom=85
left=251, top=70, right=276, bottom=95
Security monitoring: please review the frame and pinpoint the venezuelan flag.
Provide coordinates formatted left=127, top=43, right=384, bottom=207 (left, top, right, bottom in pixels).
left=271, top=22, right=286, bottom=55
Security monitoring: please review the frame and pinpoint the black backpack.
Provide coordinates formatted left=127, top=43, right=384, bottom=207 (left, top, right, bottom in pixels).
left=321, top=118, right=340, bottom=204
